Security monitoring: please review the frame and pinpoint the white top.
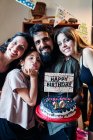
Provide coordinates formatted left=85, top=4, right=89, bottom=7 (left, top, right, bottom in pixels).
left=0, top=69, right=35, bottom=129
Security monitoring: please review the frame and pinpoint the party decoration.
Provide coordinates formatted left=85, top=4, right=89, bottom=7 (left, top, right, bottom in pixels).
left=16, top=0, right=37, bottom=10
left=54, top=5, right=78, bottom=27
left=54, top=6, right=66, bottom=27
left=44, top=72, right=74, bottom=93
left=77, top=23, right=88, bottom=43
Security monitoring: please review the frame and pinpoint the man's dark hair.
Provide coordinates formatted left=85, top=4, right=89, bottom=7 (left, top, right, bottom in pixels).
left=29, top=24, right=53, bottom=37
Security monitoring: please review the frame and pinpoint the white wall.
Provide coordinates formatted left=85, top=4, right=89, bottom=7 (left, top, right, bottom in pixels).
left=0, top=0, right=92, bottom=44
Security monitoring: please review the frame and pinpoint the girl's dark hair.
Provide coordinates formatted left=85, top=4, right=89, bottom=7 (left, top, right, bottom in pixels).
left=54, top=27, right=75, bottom=44
left=19, top=47, right=40, bottom=67
left=0, top=32, right=34, bottom=54
left=54, top=26, right=89, bottom=53
left=21, top=47, right=37, bottom=60
left=54, top=26, right=89, bottom=47
left=0, top=32, right=36, bottom=68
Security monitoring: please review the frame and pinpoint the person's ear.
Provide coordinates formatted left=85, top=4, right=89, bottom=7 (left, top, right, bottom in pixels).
left=20, top=60, right=24, bottom=67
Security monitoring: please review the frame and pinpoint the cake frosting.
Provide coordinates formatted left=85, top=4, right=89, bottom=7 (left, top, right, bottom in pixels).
left=40, top=95, right=76, bottom=118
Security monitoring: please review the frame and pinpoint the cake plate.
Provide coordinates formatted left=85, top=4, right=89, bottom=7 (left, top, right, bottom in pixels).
left=35, top=105, right=81, bottom=123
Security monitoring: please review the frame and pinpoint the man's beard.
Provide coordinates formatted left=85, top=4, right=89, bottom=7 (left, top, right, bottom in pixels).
left=40, top=51, right=52, bottom=63
left=39, top=46, right=52, bottom=63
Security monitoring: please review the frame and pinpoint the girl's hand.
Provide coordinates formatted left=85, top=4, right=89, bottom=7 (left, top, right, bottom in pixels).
left=29, top=69, right=38, bottom=77
left=24, top=68, right=39, bottom=77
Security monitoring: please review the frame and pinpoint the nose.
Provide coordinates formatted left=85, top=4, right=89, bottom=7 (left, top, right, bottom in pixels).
left=13, top=45, right=19, bottom=52
left=40, top=40, right=46, bottom=47
left=62, top=42, right=67, bottom=48
left=33, top=58, right=37, bottom=63
left=11, top=48, right=17, bottom=55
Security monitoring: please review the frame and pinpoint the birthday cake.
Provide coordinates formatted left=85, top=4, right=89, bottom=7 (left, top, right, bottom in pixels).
left=40, top=96, right=76, bottom=118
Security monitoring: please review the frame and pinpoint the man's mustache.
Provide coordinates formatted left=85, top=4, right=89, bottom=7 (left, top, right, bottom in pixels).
left=39, top=46, right=51, bottom=52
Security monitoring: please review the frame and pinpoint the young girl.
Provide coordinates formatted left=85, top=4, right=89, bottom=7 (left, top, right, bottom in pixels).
left=0, top=48, right=41, bottom=140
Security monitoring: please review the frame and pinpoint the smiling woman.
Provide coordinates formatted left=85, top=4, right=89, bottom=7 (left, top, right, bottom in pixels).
left=0, top=32, right=33, bottom=90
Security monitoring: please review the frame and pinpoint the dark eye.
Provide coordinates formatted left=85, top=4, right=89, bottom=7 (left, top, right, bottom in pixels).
left=30, top=56, right=33, bottom=60
left=37, top=57, right=41, bottom=62
left=12, top=41, right=17, bottom=45
left=65, top=38, right=70, bottom=42
left=43, top=37, right=50, bottom=42
left=18, top=45, right=25, bottom=51
left=35, top=40, right=40, bottom=46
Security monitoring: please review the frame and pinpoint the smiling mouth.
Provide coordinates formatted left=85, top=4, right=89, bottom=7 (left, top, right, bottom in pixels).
left=42, top=48, right=50, bottom=52
left=42, top=47, right=51, bottom=53
left=41, top=51, right=51, bottom=56
left=64, top=48, right=70, bottom=52
left=10, top=52, right=17, bottom=57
